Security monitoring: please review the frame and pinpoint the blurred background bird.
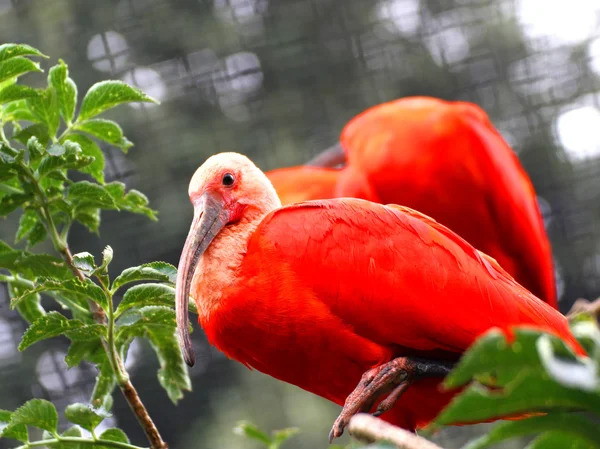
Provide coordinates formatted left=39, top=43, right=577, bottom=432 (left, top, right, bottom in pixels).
left=267, top=97, right=557, bottom=309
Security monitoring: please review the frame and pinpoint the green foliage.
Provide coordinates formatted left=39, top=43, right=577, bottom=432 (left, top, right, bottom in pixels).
left=233, top=421, right=301, bottom=449
left=0, top=43, right=183, bottom=449
left=434, top=316, right=600, bottom=449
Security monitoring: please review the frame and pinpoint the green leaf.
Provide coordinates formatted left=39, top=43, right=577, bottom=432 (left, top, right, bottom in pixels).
left=435, top=369, right=600, bottom=426
left=0, top=43, right=47, bottom=63
left=112, top=261, right=177, bottom=292
left=116, top=306, right=191, bottom=403
left=78, top=80, right=158, bottom=121
left=12, top=277, right=108, bottom=311
left=37, top=151, right=95, bottom=178
left=68, top=181, right=116, bottom=209
left=233, top=421, right=272, bottom=446
left=47, top=143, right=65, bottom=156
left=15, top=209, right=47, bottom=248
left=64, top=403, right=107, bottom=432
left=62, top=134, right=105, bottom=183
left=15, top=253, right=72, bottom=280
left=65, top=339, right=102, bottom=368
left=11, top=399, right=58, bottom=433
left=99, top=246, right=113, bottom=272
left=2, top=99, right=37, bottom=122
left=0, top=85, right=40, bottom=105
left=271, top=427, right=301, bottom=449
left=99, top=428, right=130, bottom=444
left=0, top=57, right=42, bottom=84
left=14, top=123, right=50, bottom=147
left=524, top=431, right=596, bottom=449
left=27, top=135, right=45, bottom=162
left=0, top=240, right=23, bottom=270
left=443, top=329, right=547, bottom=389
left=18, top=312, right=105, bottom=351
left=72, top=252, right=96, bottom=276
left=0, top=192, right=33, bottom=216
left=463, top=414, right=600, bottom=449
left=105, top=182, right=157, bottom=220
left=48, top=60, right=77, bottom=123
left=27, top=87, right=60, bottom=138
left=75, top=119, right=133, bottom=152
left=0, top=409, right=28, bottom=442
left=74, top=206, right=100, bottom=233
left=115, top=283, right=177, bottom=317
left=91, top=359, right=116, bottom=410
left=8, top=281, right=45, bottom=324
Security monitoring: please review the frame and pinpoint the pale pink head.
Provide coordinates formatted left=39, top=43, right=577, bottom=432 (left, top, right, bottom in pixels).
left=175, top=152, right=281, bottom=366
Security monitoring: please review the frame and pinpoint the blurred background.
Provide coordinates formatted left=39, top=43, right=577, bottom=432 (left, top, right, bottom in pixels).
left=1, top=0, right=600, bottom=448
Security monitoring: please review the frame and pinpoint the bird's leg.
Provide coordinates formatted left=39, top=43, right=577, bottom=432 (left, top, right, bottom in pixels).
left=329, top=357, right=455, bottom=442
left=305, top=143, right=346, bottom=168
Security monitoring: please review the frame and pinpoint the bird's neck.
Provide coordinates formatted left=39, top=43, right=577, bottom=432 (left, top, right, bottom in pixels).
left=191, top=200, right=278, bottom=322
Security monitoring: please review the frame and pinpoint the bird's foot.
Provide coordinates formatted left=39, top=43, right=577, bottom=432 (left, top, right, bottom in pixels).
left=328, top=357, right=455, bottom=442
left=567, top=297, right=600, bottom=320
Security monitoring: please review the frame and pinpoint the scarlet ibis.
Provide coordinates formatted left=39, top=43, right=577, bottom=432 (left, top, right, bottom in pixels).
left=176, top=152, right=580, bottom=439
left=266, top=97, right=557, bottom=309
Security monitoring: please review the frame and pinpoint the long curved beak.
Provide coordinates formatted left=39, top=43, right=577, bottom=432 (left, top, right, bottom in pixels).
left=305, top=142, right=346, bottom=168
left=176, top=191, right=229, bottom=367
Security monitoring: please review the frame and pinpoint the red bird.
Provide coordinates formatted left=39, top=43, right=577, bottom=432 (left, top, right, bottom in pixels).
left=176, top=153, right=581, bottom=439
left=266, top=97, right=557, bottom=309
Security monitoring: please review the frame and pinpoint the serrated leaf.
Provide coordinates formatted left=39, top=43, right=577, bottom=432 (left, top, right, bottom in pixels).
left=91, top=359, right=116, bottom=410
left=0, top=409, right=28, bottom=442
left=105, top=182, right=157, bottom=219
left=0, top=84, right=40, bottom=105
left=75, top=119, right=133, bottom=152
left=78, top=80, right=158, bottom=121
left=68, top=181, right=116, bottom=209
left=463, top=414, right=600, bottom=449
left=233, top=421, right=272, bottom=446
left=27, top=87, right=60, bottom=138
left=112, top=261, right=177, bottom=292
left=62, top=134, right=105, bottom=183
left=0, top=44, right=47, bottom=63
left=15, top=253, right=72, bottom=280
left=8, top=282, right=45, bottom=324
left=0, top=143, right=24, bottom=164
left=48, top=60, right=77, bottom=123
left=99, top=428, right=130, bottom=444
left=12, top=277, right=108, bottom=311
left=99, top=246, right=113, bottom=272
left=116, top=306, right=191, bottom=403
left=115, top=283, right=177, bottom=317
left=18, top=312, right=105, bottom=351
left=11, top=399, right=58, bottom=433
left=47, top=143, right=65, bottom=156
left=26, top=135, right=45, bottom=162
left=64, top=403, right=107, bottom=432
left=72, top=252, right=96, bottom=276
left=0, top=57, right=42, bottom=84
left=14, top=123, right=50, bottom=147
left=0, top=240, right=23, bottom=270
left=16, top=209, right=40, bottom=242
left=2, top=99, right=37, bottom=122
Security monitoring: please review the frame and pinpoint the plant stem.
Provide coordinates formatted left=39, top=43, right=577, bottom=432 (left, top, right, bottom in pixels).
left=26, top=169, right=168, bottom=449
left=21, top=436, right=146, bottom=449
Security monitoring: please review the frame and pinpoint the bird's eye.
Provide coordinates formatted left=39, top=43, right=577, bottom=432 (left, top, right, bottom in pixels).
left=222, top=172, right=235, bottom=187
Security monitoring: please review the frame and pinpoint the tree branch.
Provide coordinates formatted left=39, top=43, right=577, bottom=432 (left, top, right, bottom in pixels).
left=348, top=414, right=445, bottom=449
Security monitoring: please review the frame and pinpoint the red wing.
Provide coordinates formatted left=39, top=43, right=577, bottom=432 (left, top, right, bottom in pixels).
left=249, top=199, right=572, bottom=355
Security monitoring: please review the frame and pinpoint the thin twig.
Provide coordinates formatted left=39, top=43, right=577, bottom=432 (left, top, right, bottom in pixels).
left=348, top=414, right=445, bottom=449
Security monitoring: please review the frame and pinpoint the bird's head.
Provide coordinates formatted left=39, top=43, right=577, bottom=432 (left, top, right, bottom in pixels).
left=176, top=152, right=280, bottom=366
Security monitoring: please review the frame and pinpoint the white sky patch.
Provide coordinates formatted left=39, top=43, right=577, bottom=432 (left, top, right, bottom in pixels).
left=555, top=106, right=600, bottom=161
left=374, top=0, right=421, bottom=37
left=517, top=0, right=599, bottom=46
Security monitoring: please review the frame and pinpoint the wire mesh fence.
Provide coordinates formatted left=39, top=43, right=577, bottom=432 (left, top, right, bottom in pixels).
left=1, top=0, right=600, bottom=448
